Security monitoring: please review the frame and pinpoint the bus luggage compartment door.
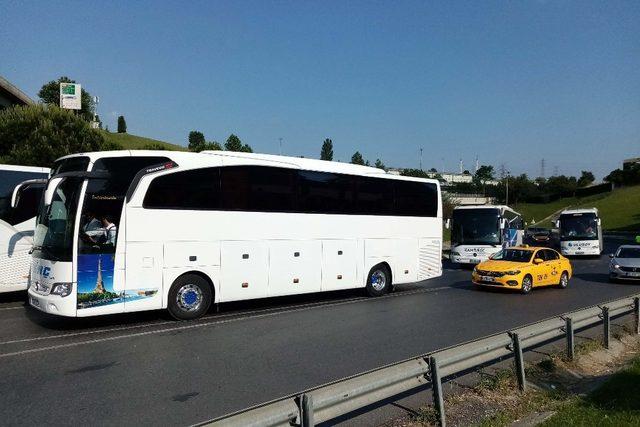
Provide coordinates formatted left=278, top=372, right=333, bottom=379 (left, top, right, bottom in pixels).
left=220, top=241, right=268, bottom=302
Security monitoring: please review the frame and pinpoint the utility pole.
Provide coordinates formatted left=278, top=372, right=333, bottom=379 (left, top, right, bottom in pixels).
left=505, top=172, right=510, bottom=205
left=475, top=155, right=479, bottom=173
left=420, top=147, right=423, bottom=170
left=459, top=158, right=463, bottom=174
left=279, top=137, right=283, bottom=156
left=540, top=158, right=545, bottom=179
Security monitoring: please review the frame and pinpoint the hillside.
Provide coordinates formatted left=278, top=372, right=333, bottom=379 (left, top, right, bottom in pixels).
left=101, top=131, right=186, bottom=151
left=515, top=185, right=640, bottom=231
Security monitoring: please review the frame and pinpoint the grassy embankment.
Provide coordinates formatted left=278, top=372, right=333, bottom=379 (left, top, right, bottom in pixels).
left=100, top=131, right=186, bottom=151
left=514, top=184, right=640, bottom=231
left=541, top=355, right=640, bottom=426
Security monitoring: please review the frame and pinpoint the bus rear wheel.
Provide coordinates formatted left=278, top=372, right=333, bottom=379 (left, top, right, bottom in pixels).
left=167, top=274, right=212, bottom=320
left=366, top=264, right=391, bottom=297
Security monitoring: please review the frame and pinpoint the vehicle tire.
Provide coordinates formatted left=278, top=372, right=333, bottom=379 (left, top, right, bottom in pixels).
left=366, top=264, right=391, bottom=297
left=558, top=271, right=569, bottom=289
left=167, top=274, right=213, bottom=320
left=521, top=275, right=533, bottom=295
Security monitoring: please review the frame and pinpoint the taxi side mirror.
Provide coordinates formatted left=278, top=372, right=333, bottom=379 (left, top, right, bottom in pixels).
left=533, top=258, right=544, bottom=264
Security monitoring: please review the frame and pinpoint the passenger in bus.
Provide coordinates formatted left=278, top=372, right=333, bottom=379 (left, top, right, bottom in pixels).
left=82, top=211, right=103, bottom=239
left=101, top=215, right=117, bottom=246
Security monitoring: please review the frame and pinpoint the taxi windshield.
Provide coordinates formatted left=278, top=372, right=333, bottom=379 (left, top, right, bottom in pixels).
left=491, top=249, right=533, bottom=263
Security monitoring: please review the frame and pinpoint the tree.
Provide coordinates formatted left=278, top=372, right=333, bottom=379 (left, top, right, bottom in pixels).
left=204, top=141, right=222, bottom=151
left=0, top=104, right=111, bottom=166
left=117, top=115, right=127, bottom=133
left=38, top=76, right=95, bottom=121
left=188, top=131, right=206, bottom=152
left=428, top=167, right=438, bottom=173
left=401, top=168, right=429, bottom=178
left=474, top=165, right=494, bottom=183
left=320, top=138, right=333, bottom=161
left=374, top=159, right=386, bottom=170
left=577, top=170, right=595, bottom=187
left=225, top=134, right=252, bottom=152
left=463, top=170, right=471, bottom=175
left=351, top=151, right=365, bottom=165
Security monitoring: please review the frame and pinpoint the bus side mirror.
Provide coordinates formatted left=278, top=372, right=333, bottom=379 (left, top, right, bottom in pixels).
left=11, top=179, right=48, bottom=208
left=44, top=177, right=63, bottom=207
left=445, top=219, right=451, bottom=229
left=609, top=253, right=614, bottom=258
left=597, top=218, right=601, bottom=226
left=499, top=219, right=507, bottom=229
left=553, top=220, right=559, bottom=228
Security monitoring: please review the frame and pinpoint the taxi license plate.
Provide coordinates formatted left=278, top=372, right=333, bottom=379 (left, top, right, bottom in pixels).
left=29, top=296, right=40, bottom=308
left=480, top=276, right=495, bottom=282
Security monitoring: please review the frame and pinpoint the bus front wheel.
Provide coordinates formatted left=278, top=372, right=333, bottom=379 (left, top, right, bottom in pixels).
left=366, top=264, right=391, bottom=297
left=167, top=274, right=213, bottom=320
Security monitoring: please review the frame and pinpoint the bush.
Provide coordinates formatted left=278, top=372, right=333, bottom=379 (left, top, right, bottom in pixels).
left=0, top=104, right=111, bottom=167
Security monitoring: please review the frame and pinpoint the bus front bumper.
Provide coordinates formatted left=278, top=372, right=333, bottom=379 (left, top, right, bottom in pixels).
left=28, top=288, right=77, bottom=317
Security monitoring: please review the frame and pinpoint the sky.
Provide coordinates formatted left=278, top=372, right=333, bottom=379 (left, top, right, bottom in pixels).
left=1, top=0, right=638, bottom=179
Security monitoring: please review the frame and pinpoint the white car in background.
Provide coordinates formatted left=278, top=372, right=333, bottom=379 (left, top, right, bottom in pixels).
left=609, top=245, right=640, bottom=282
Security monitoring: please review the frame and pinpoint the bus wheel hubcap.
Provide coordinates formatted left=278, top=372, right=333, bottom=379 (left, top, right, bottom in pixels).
left=371, top=270, right=386, bottom=292
left=177, top=284, right=203, bottom=312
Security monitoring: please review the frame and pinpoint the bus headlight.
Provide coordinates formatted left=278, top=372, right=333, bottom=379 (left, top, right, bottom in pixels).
left=51, top=283, right=73, bottom=297
left=504, top=270, right=521, bottom=276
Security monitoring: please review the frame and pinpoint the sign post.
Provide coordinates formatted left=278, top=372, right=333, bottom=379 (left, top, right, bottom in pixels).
left=59, top=82, right=82, bottom=110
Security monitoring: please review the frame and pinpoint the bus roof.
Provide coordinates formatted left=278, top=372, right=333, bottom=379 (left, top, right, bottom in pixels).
left=560, top=207, right=598, bottom=215
left=453, top=205, right=521, bottom=215
left=54, top=150, right=440, bottom=184
left=0, top=164, right=50, bottom=174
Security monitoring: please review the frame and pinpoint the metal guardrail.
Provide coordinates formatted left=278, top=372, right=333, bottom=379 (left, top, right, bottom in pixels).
left=200, top=294, right=640, bottom=427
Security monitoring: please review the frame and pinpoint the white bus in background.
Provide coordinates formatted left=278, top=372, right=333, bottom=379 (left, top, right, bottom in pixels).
left=555, top=208, right=603, bottom=256
left=448, top=205, right=524, bottom=265
left=28, top=151, right=443, bottom=319
left=0, top=164, right=49, bottom=293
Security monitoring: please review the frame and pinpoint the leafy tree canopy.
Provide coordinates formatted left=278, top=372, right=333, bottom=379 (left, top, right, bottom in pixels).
left=577, top=170, right=595, bottom=187
left=225, top=134, right=252, bottom=152
left=117, top=115, right=127, bottom=133
left=0, top=104, right=115, bottom=167
left=374, top=158, right=386, bottom=170
left=320, top=138, right=333, bottom=161
left=188, top=131, right=206, bottom=152
left=351, top=151, right=365, bottom=165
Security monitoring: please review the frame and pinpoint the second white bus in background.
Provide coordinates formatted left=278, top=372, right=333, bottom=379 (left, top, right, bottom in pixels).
left=448, top=205, right=524, bottom=265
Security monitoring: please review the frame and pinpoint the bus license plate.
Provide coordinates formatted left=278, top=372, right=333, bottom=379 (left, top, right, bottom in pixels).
left=480, top=276, right=495, bottom=282
left=470, top=258, right=480, bottom=264
left=628, top=272, right=640, bottom=278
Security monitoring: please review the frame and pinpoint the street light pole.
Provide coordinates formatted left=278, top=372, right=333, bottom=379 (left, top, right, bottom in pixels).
left=420, top=148, right=423, bottom=170
left=279, top=137, right=283, bottom=156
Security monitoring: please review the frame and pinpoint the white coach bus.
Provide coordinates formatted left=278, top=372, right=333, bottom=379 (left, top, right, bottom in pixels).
left=555, top=208, right=603, bottom=256
left=0, top=164, right=49, bottom=292
left=448, top=205, right=524, bottom=265
left=28, top=151, right=443, bottom=319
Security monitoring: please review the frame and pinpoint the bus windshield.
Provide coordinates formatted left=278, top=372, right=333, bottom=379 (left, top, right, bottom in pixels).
left=491, top=249, right=533, bottom=263
left=451, top=208, right=501, bottom=246
left=33, top=178, right=83, bottom=261
left=559, top=213, right=598, bottom=241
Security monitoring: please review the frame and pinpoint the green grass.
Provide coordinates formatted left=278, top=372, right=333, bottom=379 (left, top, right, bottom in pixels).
left=100, top=131, right=186, bottom=151
left=541, top=356, right=640, bottom=426
left=514, top=185, right=640, bottom=231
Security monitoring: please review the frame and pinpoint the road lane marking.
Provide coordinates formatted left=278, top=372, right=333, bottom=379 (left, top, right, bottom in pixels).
left=0, top=285, right=454, bottom=357
left=0, top=306, right=25, bottom=311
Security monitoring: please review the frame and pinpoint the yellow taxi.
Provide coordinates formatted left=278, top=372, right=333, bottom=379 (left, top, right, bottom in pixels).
left=471, top=245, right=572, bottom=294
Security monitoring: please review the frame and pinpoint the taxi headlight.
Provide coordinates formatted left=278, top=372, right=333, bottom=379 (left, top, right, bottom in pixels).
left=613, top=264, right=620, bottom=270
left=504, top=270, right=521, bottom=276
left=51, top=282, right=73, bottom=297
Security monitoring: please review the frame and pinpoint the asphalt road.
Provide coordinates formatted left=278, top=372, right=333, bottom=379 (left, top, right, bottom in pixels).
left=0, top=236, right=638, bottom=426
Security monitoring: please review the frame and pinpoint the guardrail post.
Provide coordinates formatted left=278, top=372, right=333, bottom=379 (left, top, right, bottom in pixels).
left=428, top=356, right=446, bottom=427
left=565, top=317, right=574, bottom=360
left=602, top=306, right=610, bottom=349
left=299, top=393, right=314, bottom=427
left=634, top=297, right=640, bottom=335
left=510, top=333, right=526, bottom=392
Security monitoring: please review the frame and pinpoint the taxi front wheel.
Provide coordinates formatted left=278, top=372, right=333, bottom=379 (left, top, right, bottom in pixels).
left=521, top=275, right=533, bottom=294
